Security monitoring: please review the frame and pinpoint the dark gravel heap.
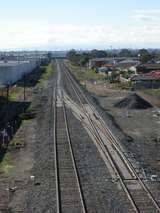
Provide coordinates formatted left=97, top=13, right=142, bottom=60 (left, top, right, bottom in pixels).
left=114, top=93, right=153, bottom=109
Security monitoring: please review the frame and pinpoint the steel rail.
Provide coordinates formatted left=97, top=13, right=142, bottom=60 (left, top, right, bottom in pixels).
left=62, top=61, right=160, bottom=212
left=63, top=62, right=135, bottom=176
left=53, top=83, right=86, bottom=213
left=62, top=62, right=135, bottom=177
left=62, top=62, right=140, bottom=213
left=53, top=86, right=61, bottom=213
left=64, top=64, right=160, bottom=212
left=62, top=93, right=87, bottom=213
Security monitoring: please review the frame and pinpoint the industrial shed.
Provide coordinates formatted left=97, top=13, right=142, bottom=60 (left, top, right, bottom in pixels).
left=0, top=60, right=37, bottom=86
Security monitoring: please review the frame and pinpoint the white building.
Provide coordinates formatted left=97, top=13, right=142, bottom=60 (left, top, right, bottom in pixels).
left=0, top=60, right=37, bottom=86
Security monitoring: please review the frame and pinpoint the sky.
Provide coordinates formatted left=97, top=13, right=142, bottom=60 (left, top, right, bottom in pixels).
left=0, top=0, right=160, bottom=50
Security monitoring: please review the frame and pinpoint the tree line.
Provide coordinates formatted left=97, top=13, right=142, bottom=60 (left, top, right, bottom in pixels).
left=66, top=48, right=159, bottom=66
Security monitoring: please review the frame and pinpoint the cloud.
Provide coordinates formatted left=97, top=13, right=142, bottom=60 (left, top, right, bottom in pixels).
left=131, top=9, right=160, bottom=21
left=0, top=20, right=49, bottom=49
left=0, top=20, right=120, bottom=49
left=0, top=17, right=160, bottom=50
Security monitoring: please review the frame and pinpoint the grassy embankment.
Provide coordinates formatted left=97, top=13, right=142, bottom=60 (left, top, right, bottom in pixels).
left=38, top=61, right=55, bottom=86
left=110, top=82, right=133, bottom=90
left=65, top=60, right=106, bottom=83
left=65, top=61, right=134, bottom=91
left=143, top=88, right=160, bottom=98
left=111, top=84, right=160, bottom=98
left=0, top=153, right=13, bottom=174
left=142, top=89, right=160, bottom=107
left=0, top=61, right=55, bottom=174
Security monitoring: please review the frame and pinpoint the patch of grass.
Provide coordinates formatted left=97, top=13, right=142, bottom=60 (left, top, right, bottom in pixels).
left=111, top=82, right=133, bottom=90
left=9, top=136, right=25, bottom=147
left=0, top=153, right=13, bottom=174
left=20, top=110, right=37, bottom=120
left=143, top=88, right=160, bottom=98
left=65, top=61, right=106, bottom=82
left=9, top=92, right=17, bottom=100
left=9, top=87, right=22, bottom=101
left=22, top=119, right=32, bottom=125
left=39, top=62, right=55, bottom=84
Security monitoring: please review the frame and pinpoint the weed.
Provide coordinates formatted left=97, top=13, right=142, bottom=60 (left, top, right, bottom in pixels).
left=0, top=153, right=13, bottom=174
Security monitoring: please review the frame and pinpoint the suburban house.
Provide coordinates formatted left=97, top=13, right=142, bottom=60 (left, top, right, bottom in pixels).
left=89, top=58, right=115, bottom=69
left=97, top=65, right=114, bottom=76
left=116, top=59, right=139, bottom=72
left=136, top=63, right=160, bottom=74
left=131, top=71, right=160, bottom=89
left=89, top=58, right=139, bottom=79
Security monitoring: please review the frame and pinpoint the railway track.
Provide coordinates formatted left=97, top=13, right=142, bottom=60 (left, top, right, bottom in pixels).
left=53, top=85, right=86, bottom=213
left=61, top=61, right=160, bottom=213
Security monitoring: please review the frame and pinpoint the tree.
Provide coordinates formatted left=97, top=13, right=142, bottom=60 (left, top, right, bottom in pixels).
left=79, top=53, right=89, bottom=66
left=119, top=49, right=132, bottom=57
left=66, top=49, right=80, bottom=65
left=47, top=52, right=52, bottom=60
left=66, top=49, right=77, bottom=60
left=90, top=49, right=107, bottom=58
left=138, top=49, right=152, bottom=63
left=67, top=49, right=107, bottom=66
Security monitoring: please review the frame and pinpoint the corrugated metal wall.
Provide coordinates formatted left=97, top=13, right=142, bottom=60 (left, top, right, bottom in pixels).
left=0, top=61, right=37, bottom=86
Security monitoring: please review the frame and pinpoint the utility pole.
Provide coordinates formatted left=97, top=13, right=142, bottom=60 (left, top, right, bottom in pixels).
left=23, top=73, right=26, bottom=103
left=23, top=73, right=26, bottom=113
left=6, top=83, right=10, bottom=122
left=110, top=45, right=112, bottom=58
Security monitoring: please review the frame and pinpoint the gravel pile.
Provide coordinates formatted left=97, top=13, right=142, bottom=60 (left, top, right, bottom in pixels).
left=114, top=93, right=153, bottom=109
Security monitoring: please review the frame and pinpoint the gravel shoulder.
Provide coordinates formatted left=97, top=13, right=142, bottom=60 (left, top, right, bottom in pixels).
left=0, top=64, right=57, bottom=213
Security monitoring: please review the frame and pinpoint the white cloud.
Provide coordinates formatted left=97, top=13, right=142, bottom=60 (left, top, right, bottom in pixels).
left=0, top=17, right=160, bottom=49
left=131, top=9, right=160, bottom=21
left=0, top=20, right=52, bottom=49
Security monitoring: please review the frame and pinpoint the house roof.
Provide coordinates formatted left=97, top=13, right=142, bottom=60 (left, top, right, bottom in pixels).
left=116, top=59, right=139, bottom=69
left=118, top=59, right=139, bottom=64
left=98, top=67, right=111, bottom=72
left=149, top=71, right=160, bottom=78
left=131, top=73, right=160, bottom=81
left=137, top=63, right=160, bottom=69
left=102, top=64, right=114, bottom=67
left=89, top=58, right=138, bottom=63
